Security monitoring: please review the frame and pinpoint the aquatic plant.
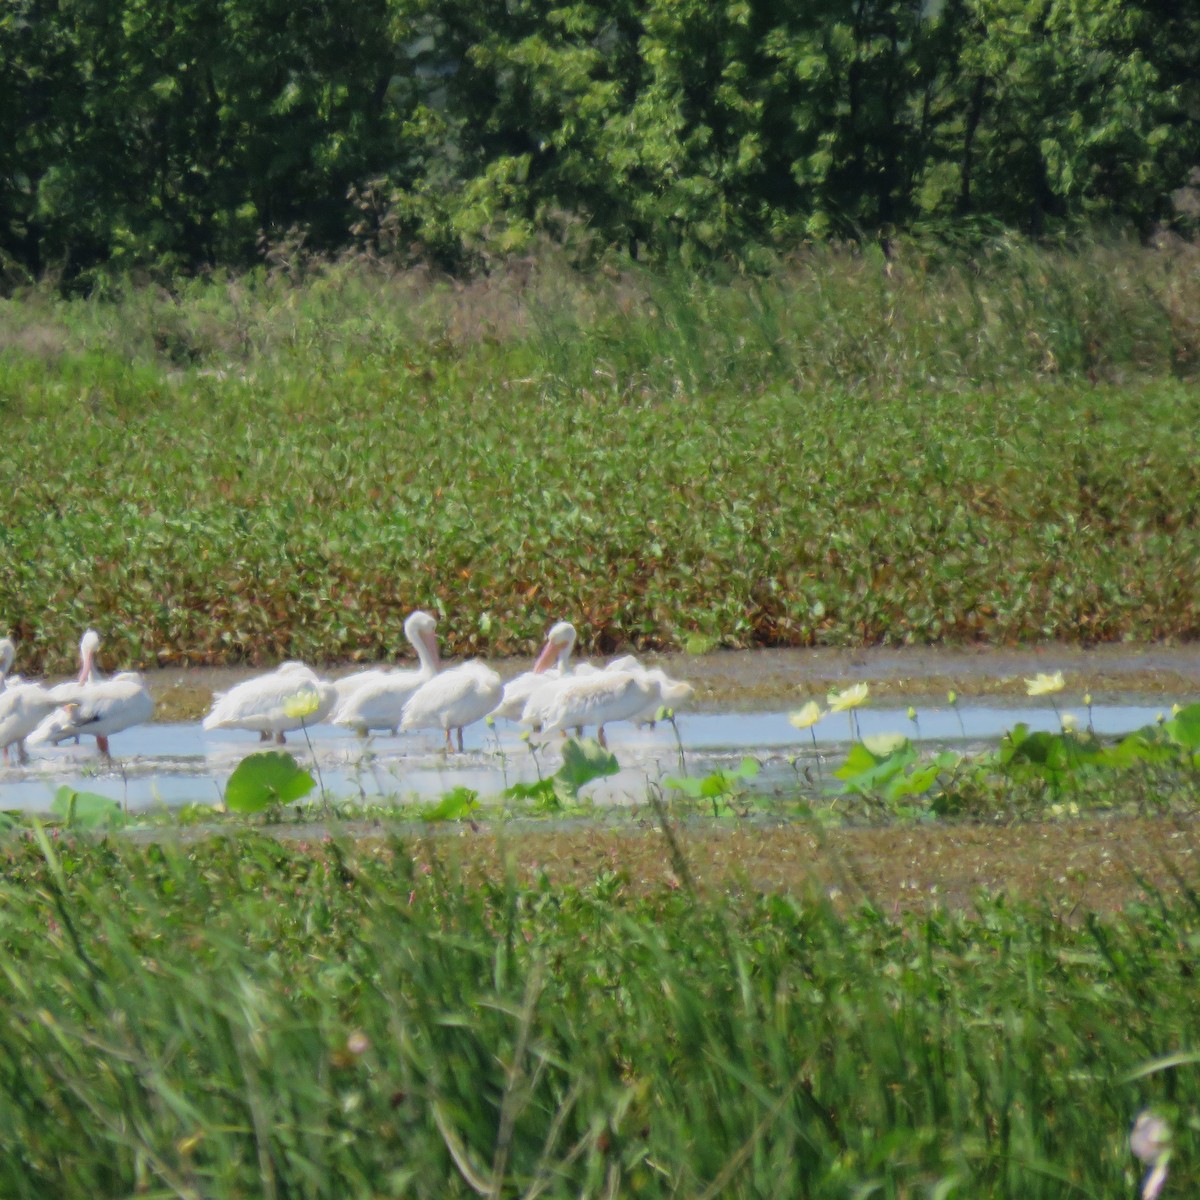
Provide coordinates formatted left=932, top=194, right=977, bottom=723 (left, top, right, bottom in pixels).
left=223, top=750, right=315, bottom=814
left=5, top=248, right=1200, bottom=671
left=664, top=757, right=760, bottom=818
left=502, top=736, right=620, bottom=812
left=49, top=785, right=124, bottom=830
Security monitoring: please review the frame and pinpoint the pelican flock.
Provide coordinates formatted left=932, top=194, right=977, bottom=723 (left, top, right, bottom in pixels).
left=0, top=615, right=693, bottom=766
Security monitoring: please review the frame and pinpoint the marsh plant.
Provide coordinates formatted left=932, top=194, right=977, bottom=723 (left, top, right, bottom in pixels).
left=5, top=245, right=1200, bottom=674
left=0, top=829, right=1197, bottom=1197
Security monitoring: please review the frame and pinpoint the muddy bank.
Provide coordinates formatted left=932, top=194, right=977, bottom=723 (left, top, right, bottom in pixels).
left=140, top=641, right=1200, bottom=722
left=138, top=808, right=1200, bottom=917
left=412, top=809, right=1200, bottom=915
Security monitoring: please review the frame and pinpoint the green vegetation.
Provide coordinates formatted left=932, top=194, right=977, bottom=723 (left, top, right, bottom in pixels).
left=3, top=0, right=1198, bottom=278
left=0, top=827, right=1195, bottom=1197
left=818, top=701, right=1200, bottom=822
left=3, top=242, right=1200, bottom=673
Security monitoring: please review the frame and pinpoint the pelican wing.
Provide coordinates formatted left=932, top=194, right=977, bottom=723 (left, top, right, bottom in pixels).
left=401, top=662, right=502, bottom=732
left=491, top=667, right=563, bottom=721
left=332, top=666, right=429, bottom=730
left=58, top=677, right=155, bottom=738
left=539, top=671, right=651, bottom=733
left=203, top=665, right=319, bottom=730
left=0, top=683, right=62, bottom=748
left=332, top=668, right=392, bottom=707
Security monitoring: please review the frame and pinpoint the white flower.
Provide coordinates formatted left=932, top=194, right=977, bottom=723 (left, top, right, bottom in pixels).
left=827, top=683, right=869, bottom=712
left=1130, top=1111, right=1171, bottom=1164
left=862, top=732, right=908, bottom=756
left=1025, top=671, right=1065, bottom=697
left=789, top=701, right=823, bottom=730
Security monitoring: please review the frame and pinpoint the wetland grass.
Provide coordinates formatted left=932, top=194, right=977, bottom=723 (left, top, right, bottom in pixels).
left=2, top=239, right=1200, bottom=673
left=0, top=825, right=1198, bottom=1197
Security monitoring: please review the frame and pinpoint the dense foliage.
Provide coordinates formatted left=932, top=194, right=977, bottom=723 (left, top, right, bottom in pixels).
left=3, top=0, right=1199, bottom=280
left=0, top=830, right=1195, bottom=1197
left=3, top=243, right=1200, bottom=670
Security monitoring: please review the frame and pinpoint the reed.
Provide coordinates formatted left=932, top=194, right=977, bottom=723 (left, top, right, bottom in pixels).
left=0, top=828, right=1195, bottom=1197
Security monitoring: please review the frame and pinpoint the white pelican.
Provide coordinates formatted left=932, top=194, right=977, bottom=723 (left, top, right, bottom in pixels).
left=401, top=648, right=503, bottom=752
left=44, top=672, right=155, bottom=760
left=30, top=629, right=107, bottom=747
left=0, top=637, right=61, bottom=765
left=524, top=667, right=662, bottom=747
left=490, top=620, right=579, bottom=722
left=0, top=681, right=61, bottom=764
left=30, top=630, right=154, bottom=759
left=603, top=659, right=694, bottom=724
left=203, top=661, right=337, bottom=743
left=331, top=611, right=441, bottom=735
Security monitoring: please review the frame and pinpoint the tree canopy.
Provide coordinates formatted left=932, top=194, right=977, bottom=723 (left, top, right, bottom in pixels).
left=2, top=0, right=1197, bottom=282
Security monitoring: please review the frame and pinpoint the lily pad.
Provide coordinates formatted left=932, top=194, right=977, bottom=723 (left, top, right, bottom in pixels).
left=224, top=751, right=315, bottom=814
left=555, top=737, right=619, bottom=801
left=51, top=786, right=124, bottom=830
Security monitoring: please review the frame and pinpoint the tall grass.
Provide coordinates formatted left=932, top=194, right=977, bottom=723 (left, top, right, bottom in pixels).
left=3, top=237, right=1198, bottom=391
left=0, top=829, right=1196, bottom=1197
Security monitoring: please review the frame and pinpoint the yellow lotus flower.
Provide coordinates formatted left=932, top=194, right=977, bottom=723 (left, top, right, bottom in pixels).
left=862, top=732, right=907, bottom=756
left=1060, top=712, right=1078, bottom=732
left=284, top=688, right=320, bottom=719
left=1024, top=671, right=1065, bottom=697
left=827, top=683, right=869, bottom=712
left=789, top=701, right=823, bottom=730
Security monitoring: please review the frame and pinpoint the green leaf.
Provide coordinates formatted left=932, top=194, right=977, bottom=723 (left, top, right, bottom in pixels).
left=224, top=751, right=315, bottom=814
left=51, top=786, right=124, bottom=830
left=1163, top=703, right=1200, bottom=751
left=553, top=737, right=619, bottom=801
left=663, top=773, right=704, bottom=798
left=419, top=787, right=479, bottom=822
left=503, top=778, right=562, bottom=811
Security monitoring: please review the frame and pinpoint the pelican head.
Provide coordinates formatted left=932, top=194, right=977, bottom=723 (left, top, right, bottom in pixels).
left=79, top=629, right=102, bottom=683
left=404, top=610, right=441, bottom=669
left=533, top=620, right=577, bottom=674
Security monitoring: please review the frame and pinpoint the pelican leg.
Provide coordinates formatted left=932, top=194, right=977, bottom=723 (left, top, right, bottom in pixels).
left=275, top=732, right=287, bottom=745
left=96, top=735, right=111, bottom=759
left=1, top=745, right=7, bottom=766
left=258, top=731, right=270, bottom=743
left=444, top=728, right=454, bottom=752
left=456, top=726, right=465, bottom=753
left=598, top=725, right=607, bottom=748
left=18, top=739, right=29, bottom=766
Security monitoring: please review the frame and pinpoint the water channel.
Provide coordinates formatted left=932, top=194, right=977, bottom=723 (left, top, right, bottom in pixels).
left=0, top=697, right=1180, bottom=815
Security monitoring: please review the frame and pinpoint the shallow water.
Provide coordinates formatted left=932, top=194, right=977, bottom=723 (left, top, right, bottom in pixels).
left=0, top=699, right=1174, bottom=815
